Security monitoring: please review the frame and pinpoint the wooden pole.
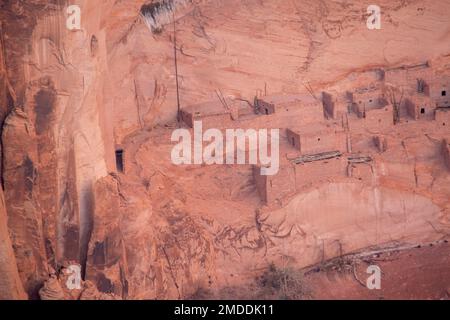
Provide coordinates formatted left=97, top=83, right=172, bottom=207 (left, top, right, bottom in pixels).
left=173, top=12, right=181, bottom=124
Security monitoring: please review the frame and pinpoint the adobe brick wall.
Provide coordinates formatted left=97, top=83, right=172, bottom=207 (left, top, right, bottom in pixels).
left=322, top=92, right=335, bottom=119
left=295, top=103, right=324, bottom=123
left=253, top=166, right=268, bottom=203
left=385, top=64, right=433, bottom=94
left=322, top=92, right=349, bottom=120
left=379, top=161, right=416, bottom=187
left=257, top=97, right=324, bottom=123
left=181, top=110, right=232, bottom=129
left=435, top=108, right=450, bottom=127
left=347, top=163, right=373, bottom=182
left=286, top=127, right=346, bottom=155
left=256, top=99, right=275, bottom=115
left=350, top=102, right=365, bottom=118
left=429, top=77, right=450, bottom=103
left=201, top=113, right=232, bottom=129
left=253, top=165, right=296, bottom=204
left=404, top=95, right=436, bottom=120
left=267, top=165, right=296, bottom=204
left=442, top=139, right=450, bottom=171
left=254, top=153, right=353, bottom=204
left=299, top=131, right=346, bottom=155
left=180, top=109, right=194, bottom=127
left=373, top=135, right=388, bottom=153
left=364, top=105, right=394, bottom=130
left=405, top=98, right=419, bottom=120
left=286, top=129, right=301, bottom=151
left=294, top=157, right=347, bottom=190
left=349, top=104, right=394, bottom=132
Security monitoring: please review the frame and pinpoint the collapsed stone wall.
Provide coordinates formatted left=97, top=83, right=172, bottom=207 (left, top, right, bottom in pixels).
left=443, top=139, right=450, bottom=171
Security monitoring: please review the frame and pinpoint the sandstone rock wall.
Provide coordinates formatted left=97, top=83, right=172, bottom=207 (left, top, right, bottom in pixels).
left=0, top=186, right=27, bottom=300
left=0, top=0, right=449, bottom=299
left=105, top=0, right=450, bottom=142
left=0, top=0, right=113, bottom=297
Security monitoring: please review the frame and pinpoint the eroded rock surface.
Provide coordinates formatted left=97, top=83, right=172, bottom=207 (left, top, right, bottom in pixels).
left=0, top=0, right=449, bottom=299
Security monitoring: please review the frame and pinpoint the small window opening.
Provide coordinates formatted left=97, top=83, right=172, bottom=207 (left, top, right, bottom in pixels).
left=317, top=138, right=321, bottom=141
left=115, top=149, right=124, bottom=173
left=420, top=107, right=425, bottom=114
left=442, top=90, right=447, bottom=97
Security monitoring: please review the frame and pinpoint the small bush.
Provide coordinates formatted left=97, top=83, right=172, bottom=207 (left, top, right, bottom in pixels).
left=257, top=263, right=311, bottom=300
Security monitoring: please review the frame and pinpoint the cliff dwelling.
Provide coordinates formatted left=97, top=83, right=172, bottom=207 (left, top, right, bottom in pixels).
left=0, top=0, right=450, bottom=303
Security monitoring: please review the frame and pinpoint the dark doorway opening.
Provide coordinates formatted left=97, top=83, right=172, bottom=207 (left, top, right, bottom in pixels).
left=265, top=108, right=269, bottom=115
left=420, top=107, right=425, bottom=114
left=115, top=149, right=124, bottom=173
left=442, top=90, right=447, bottom=97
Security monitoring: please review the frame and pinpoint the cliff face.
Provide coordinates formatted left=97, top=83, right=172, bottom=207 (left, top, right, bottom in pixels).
left=0, top=0, right=449, bottom=299
left=106, top=0, right=450, bottom=141
left=0, top=0, right=110, bottom=298
left=0, top=186, right=26, bottom=300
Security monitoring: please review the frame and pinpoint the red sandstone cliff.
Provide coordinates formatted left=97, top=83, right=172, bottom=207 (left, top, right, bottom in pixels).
left=0, top=0, right=449, bottom=300
left=0, top=186, right=27, bottom=299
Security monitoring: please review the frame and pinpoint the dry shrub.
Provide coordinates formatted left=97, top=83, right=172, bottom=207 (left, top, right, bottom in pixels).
left=256, top=263, right=311, bottom=300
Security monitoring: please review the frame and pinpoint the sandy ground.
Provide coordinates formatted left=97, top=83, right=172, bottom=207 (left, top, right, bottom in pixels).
left=307, top=240, right=450, bottom=300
